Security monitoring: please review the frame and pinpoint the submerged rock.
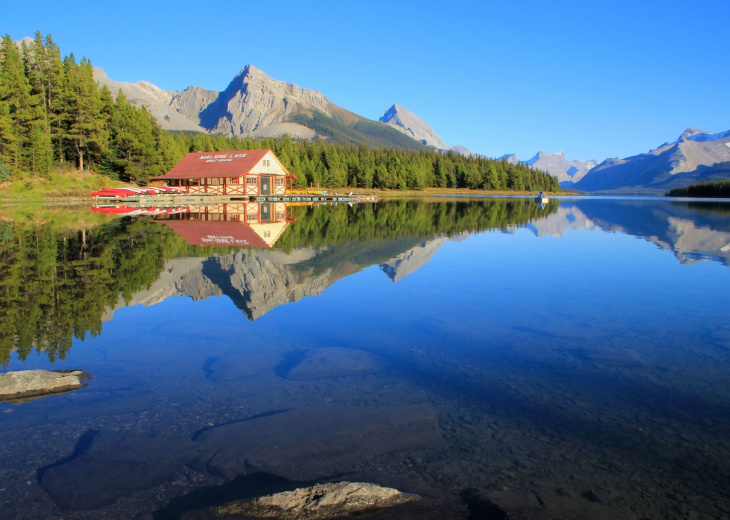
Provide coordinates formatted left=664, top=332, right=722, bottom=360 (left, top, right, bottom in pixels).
left=212, top=481, right=419, bottom=519
left=0, top=369, right=91, bottom=402
left=39, top=430, right=201, bottom=510
left=192, top=405, right=440, bottom=481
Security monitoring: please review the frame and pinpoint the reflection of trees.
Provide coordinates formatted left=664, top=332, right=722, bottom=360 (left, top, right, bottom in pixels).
left=0, top=199, right=557, bottom=366
left=0, top=218, right=208, bottom=367
left=276, top=198, right=559, bottom=251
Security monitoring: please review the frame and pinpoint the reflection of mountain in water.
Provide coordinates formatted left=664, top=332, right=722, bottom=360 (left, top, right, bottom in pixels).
left=2, top=198, right=557, bottom=365
left=112, top=237, right=449, bottom=321
left=527, top=200, right=730, bottom=267
left=380, top=236, right=451, bottom=282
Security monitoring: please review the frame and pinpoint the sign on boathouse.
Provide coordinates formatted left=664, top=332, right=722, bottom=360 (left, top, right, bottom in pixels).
left=151, top=149, right=295, bottom=196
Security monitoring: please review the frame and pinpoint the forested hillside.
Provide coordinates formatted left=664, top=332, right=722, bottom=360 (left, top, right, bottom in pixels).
left=0, top=32, right=559, bottom=193
left=667, top=177, right=730, bottom=198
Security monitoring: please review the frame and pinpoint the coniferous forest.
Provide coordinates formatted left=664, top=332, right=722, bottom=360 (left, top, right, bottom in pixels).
left=667, top=178, right=730, bottom=198
left=0, top=32, right=560, bottom=193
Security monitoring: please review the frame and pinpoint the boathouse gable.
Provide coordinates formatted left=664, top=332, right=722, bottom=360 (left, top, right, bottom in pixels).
left=151, top=149, right=294, bottom=196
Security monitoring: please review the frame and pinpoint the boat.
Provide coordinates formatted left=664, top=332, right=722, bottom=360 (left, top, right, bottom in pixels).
left=90, top=186, right=187, bottom=199
left=535, top=191, right=549, bottom=204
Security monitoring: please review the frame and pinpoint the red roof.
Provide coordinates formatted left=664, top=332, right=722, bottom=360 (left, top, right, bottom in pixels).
left=159, top=220, right=271, bottom=248
left=151, top=149, right=290, bottom=180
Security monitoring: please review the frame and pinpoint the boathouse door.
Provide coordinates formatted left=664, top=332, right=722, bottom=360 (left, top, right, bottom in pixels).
left=260, top=176, right=271, bottom=195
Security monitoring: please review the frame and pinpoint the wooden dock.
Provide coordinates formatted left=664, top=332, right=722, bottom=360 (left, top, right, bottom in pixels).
left=94, top=192, right=377, bottom=207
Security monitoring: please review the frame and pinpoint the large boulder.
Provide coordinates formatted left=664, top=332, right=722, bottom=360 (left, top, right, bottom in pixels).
left=0, top=369, right=91, bottom=402
left=212, top=481, right=419, bottom=519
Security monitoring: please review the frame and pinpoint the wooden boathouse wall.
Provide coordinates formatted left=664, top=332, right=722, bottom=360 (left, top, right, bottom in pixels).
left=151, top=149, right=295, bottom=196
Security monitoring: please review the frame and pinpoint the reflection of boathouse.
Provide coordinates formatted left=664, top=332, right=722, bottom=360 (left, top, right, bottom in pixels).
left=151, top=149, right=295, bottom=196
left=158, top=202, right=294, bottom=248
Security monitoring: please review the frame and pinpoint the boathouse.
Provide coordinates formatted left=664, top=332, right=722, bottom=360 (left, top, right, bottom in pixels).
left=151, top=149, right=295, bottom=196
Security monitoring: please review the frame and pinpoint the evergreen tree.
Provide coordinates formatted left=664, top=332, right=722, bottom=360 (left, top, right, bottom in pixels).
left=61, top=55, right=108, bottom=171
left=0, top=35, right=41, bottom=171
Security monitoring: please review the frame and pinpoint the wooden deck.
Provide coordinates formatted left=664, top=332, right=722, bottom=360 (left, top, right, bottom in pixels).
left=94, top=192, right=377, bottom=206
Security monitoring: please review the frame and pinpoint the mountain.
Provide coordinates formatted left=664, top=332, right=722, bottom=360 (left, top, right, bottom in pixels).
left=377, top=105, right=479, bottom=157
left=379, top=104, right=449, bottom=150
left=451, top=145, right=475, bottom=157
left=94, top=68, right=207, bottom=133
left=497, top=154, right=519, bottom=165
left=574, top=128, right=730, bottom=193
left=105, top=236, right=450, bottom=322
left=493, top=152, right=596, bottom=185
left=94, top=65, right=427, bottom=151
left=525, top=151, right=597, bottom=185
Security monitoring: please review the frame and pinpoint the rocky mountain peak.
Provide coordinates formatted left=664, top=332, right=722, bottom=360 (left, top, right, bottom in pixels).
left=381, top=104, right=400, bottom=121
left=678, top=127, right=708, bottom=141
left=522, top=151, right=597, bottom=184
left=498, top=153, right=519, bottom=165
left=379, top=104, right=449, bottom=150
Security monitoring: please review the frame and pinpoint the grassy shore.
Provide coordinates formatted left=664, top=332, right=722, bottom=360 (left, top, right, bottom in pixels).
left=0, top=170, right=125, bottom=202
left=1, top=175, right=572, bottom=202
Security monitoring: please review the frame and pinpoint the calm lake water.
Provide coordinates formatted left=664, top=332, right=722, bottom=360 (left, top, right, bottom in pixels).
left=1, top=197, right=729, bottom=520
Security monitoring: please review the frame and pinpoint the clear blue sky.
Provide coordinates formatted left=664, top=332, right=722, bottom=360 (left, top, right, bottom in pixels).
left=4, top=0, right=729, bottom=161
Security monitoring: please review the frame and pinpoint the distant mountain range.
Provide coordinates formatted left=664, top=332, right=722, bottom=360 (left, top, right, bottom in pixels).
left=94, top=65, right=471, bottom=154
left=93, top=63, right=728, bottom=193
left=573, top=128, right=730, bottom=194
left=498, top=152, right=597, bottom=185
left=499, top=127, right=730, bottom=193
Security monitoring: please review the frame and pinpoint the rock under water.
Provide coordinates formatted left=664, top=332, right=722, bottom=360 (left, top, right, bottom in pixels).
left=212, top=481, right=419, bottom=519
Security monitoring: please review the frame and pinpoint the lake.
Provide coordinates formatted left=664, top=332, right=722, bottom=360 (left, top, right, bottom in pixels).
left=1, top=197, right=729, bottom=520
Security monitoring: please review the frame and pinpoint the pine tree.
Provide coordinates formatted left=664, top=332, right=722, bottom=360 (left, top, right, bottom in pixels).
left=61, top=55, right=107, bottom=170
left=0, top=35, right=41, bottom=171
left=0, top=99, right=17, bottom=171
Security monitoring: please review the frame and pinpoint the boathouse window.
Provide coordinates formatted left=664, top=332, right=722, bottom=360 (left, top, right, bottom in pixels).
left=210, top=178, right=219, bottom=186
left=275, top=177, right=285, bottom=185
left=230, top=177, right=239, bottom=184
left=246, top=177, right=257, bottom=185
left=262, top=159, right=271, bottom=167
left=247, top=212, right=257, bottom=221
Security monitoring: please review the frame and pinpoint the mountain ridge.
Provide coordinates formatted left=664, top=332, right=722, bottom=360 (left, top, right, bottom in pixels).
left=574, top=127, right=730, bottom=193
left=94, top=65, right=429, bottom=151
left=92, top=59, right=729, bottom=189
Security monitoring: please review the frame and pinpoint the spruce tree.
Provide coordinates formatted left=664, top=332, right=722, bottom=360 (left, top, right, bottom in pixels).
left=61, top=55, right=107, bottom=170
left=0, top=35, right=40, bottom=171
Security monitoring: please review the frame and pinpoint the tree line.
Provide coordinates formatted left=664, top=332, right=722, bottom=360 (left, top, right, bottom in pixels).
left=0, top=31, right=560, bottom=192
left=667, top=178, right=730, bottom=198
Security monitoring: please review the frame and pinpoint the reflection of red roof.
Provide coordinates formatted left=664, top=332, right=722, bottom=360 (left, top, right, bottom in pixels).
left=160, top=220, right=270, bottom=248
left=151, top=149, right=289, bottom=180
